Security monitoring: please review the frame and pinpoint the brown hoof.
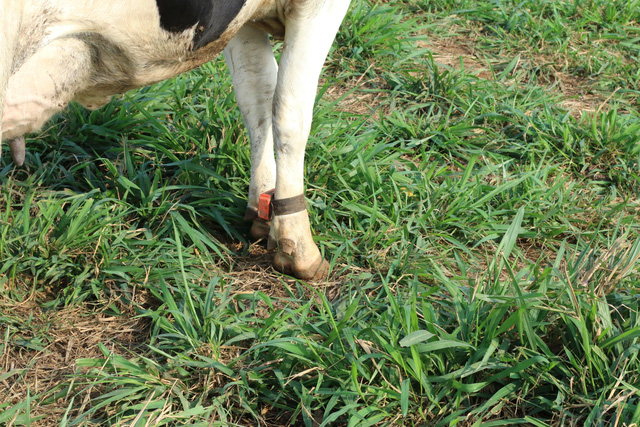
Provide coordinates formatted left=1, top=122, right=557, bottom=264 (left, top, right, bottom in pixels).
left=245, top=207, right=271, bottom=240
left=250, top=219, right=270, bottom=240
left=273, top=251, right=329, bottom=281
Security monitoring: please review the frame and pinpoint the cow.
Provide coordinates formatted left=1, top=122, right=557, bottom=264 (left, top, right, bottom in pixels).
left=0, top=0, right=351, bottom=280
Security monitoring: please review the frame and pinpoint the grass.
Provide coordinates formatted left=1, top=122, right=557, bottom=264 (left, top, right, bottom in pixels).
left=1, top=0, right=640, bottom=425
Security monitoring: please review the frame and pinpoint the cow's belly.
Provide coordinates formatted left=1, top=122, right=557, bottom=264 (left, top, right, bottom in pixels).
left=22, top=0, right=270, bottom=104
left=2, top=0, right=279, bottom=138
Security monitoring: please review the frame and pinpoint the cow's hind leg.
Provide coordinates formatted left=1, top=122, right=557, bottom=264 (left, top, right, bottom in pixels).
left=1, top=36, right=93, bottom=142
left=224, top=25, right=277, bottom=240
left=0, top=0, right=23, bottom=146
left=270, top=0, right=350, bottom=280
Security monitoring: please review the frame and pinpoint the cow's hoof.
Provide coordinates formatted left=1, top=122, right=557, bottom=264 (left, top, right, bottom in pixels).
left=245, top=207, right=271, bottom=240
left=273, top=238, right=329, bottom=280
left=250, top=219, right=270, bottom=240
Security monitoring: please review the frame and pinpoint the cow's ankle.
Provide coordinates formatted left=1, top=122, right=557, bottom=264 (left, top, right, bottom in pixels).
left=244, top=206, right=271, bottom=240
left=274, top=247, right=329, bottom=280
left=271, top=212, right=328, bottom=280
left=250, top=219, right=270, bottom=240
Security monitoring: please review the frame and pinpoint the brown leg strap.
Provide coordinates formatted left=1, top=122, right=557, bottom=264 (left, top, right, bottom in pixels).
left=272, top=194, right=307, bottom=216
left=254, top=191, right=307, bottom=221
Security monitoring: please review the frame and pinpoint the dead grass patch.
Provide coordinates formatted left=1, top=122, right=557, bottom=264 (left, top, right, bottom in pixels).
left=322, top=74, right=391, bottom=116
left=0, top=298, right=150, bottom=425
left=421, top=35, right=610, bottom=118
left=420, top=36, right=493, bottom=80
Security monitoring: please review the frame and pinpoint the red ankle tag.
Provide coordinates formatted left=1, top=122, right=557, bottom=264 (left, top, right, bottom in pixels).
left=258, top=189, right=275, bottom=220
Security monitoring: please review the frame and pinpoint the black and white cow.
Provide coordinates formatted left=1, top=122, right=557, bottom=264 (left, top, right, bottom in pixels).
left=0, top=0, right=351, bottom=280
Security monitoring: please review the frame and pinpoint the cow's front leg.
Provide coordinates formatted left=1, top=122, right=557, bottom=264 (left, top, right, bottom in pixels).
left=271, top=1, right=350, bottom=280
left=224, top=25, right=277, bottom=240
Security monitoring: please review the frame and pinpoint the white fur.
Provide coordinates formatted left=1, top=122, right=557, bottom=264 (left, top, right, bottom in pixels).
left=224, top=25, right=277, bottom=213
left=3, top=37, right=93, bottom=137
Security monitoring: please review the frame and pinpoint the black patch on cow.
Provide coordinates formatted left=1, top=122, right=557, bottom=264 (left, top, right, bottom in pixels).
left=156, top=0, right=246, bottom=49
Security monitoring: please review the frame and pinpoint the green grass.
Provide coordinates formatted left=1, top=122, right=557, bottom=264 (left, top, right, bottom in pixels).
left=1, top=0, right=640, bottom=425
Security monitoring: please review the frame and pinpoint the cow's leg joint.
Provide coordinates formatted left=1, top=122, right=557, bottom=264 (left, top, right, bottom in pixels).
left=271, top=211, right=329, bottom=280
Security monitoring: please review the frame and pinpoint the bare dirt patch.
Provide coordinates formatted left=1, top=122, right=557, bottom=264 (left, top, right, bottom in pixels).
left=420, top=36, right=493, bottom=80
left=323, top=79, right=390, bottom=116
left=224, top=239, right=350, bottom=307
left=421, top=35, right=609, bottom=118
left=321, top=70, right=392, bottom=116
left=547, top=71, right=609, bottom=116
